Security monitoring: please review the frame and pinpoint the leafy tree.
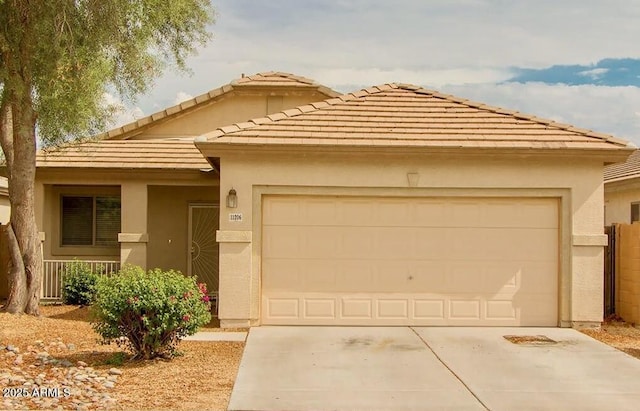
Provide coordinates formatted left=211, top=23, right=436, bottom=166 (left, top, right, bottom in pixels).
left=0, top=0, right=214, bottom=314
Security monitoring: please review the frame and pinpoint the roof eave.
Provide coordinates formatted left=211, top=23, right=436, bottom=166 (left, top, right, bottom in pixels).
left=195, top=141, right=635, bottom=162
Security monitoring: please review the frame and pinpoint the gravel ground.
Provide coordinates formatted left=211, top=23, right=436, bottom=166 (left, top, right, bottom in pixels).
left=581, top=320, right=640, bottom=359
left=0, top=305, right=244, bottom=410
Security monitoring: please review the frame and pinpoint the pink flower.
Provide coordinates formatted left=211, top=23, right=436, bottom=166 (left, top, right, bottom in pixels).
left=202, top=295, right=210, bottom=303
left=182, top=315, right=191, bottom=322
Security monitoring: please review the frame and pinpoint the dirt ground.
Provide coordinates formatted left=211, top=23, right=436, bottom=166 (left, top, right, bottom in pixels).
left=0, top=304, right=245, bottom=410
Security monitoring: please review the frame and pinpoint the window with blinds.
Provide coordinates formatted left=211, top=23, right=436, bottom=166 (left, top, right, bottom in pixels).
left=61, top=195, right=121, bottom=247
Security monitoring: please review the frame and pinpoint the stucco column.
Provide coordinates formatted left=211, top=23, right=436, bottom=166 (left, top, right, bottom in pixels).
left=34, top=182, right=46, bottom=257
left=119, top=182, right=148, bottom=269
left=216, top=231, right=253, bottom=327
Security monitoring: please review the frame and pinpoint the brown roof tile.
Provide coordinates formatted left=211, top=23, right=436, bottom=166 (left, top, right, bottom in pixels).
left=37, top=140, right=210, bottom=170
left=197, top=84, right=635, bottom=153
left=604, top=150, right=640, bottom=182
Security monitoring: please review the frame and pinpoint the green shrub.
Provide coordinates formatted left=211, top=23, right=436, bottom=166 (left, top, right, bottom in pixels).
left=91, top=265, right=212, bottom=360
left=62, top=260, right=100, bottom=306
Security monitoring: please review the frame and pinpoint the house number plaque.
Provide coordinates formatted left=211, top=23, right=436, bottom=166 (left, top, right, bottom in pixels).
left=229, top=213, right=243, bottom=222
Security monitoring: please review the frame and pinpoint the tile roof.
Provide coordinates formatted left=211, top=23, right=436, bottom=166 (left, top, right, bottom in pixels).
left=100, top=72, right=340, bottom=140
left=231, top=72, right=328, bottom=88
left=198, top=83, right=634, bottom=152
left=36, top=140, right=211, bottom=170
left=604, top=149, right=640, bottom=182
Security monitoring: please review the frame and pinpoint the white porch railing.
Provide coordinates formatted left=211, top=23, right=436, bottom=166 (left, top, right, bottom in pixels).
left=42, top=260, right=120, bottom=301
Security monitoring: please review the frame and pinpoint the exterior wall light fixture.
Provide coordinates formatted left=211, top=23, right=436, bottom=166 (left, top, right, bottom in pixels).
left=226, top=188, right=238, bottom=208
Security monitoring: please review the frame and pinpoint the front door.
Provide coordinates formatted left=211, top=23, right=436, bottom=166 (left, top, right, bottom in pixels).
left=188, top=204, right=219, bottom=294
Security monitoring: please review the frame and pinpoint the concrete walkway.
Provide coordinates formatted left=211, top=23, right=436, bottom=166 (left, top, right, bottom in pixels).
left=229, top=327, right=640, bottom=411
left=183, top=331, right=247, bottom=342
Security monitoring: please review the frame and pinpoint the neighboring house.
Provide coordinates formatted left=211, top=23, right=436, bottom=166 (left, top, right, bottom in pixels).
left=34, top=74, right=633, bottom=329
left=0, top=177, right=8, bottom=299
left=604, top=150, right=640, bottom=224
left=0, top=177, right=9, bottom=224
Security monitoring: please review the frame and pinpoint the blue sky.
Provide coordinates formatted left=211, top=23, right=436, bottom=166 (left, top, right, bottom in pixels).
left=110, top=0, right=640, bottom=145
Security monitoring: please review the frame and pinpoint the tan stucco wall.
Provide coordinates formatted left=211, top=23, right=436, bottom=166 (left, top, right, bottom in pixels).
left=212, top=150, right=606, bottom=328
left=36, top=171, right=219, bottom=266
left=604, top=179, right=640, bottom=225
left=0, top=197, right=10, bottom=225
left=147, top=185, right=218, bottom=274
left=133, top=92, right=330, bottom=139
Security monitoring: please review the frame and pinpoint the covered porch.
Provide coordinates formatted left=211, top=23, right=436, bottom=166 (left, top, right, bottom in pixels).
left=34, top=140, right=220, bottom=306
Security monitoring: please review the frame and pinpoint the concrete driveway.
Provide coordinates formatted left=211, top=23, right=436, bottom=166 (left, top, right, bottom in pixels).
left=228, top=327, right=640, bottom=411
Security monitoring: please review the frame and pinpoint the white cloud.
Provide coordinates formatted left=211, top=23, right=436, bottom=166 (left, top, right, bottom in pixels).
left=174, top=91, right=194, bottom=105
left=578, top=68, right=609, bottom=80
left=103, top=93, right=145, bottom=129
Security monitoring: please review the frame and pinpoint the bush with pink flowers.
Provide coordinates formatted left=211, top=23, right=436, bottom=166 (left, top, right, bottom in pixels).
left=91, top=265, right=212, bottom=360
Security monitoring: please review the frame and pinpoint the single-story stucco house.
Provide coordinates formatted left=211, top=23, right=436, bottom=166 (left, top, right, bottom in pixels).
left=31, top=72, right=634, bottom=328
left=604, top=150, right=640, bottom=224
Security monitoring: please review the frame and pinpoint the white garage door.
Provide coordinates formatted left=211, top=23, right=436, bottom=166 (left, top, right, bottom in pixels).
left=261, top=196, right=558, bottom=326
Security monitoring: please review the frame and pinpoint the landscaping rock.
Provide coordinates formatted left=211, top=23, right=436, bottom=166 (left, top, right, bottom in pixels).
left=1, top=339, right=119, bottom=410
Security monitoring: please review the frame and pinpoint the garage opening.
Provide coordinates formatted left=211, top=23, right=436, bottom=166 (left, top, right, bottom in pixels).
left=261, top=195, right=559, bottom=326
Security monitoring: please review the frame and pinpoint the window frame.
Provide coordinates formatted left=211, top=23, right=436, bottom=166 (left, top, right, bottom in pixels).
left=60, top=195, right=121, bottom=247
left=631, top=202, right=640, bottom=223
left=51, top=186, right=121, bottom=257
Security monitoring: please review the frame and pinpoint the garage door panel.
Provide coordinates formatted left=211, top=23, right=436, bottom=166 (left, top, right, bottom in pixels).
left=263, top=226, right=302, bottom=257
left=414, top=299, right=446, bottom=320
left=517, top=262, right=559, bottom=293
left=340, top=199, right=377, bottom=226
left=264, top=198, right=302, bottom=225
left=304, top=199, right=338, bottom=225
left=341, top=228, right=375, bottom=258
left=377, top=299, right=409, bottom=319
left=448, top=263, right=489, bottom=293
left=413, top=228, right=448, bottom=258
left=376, top=200, right=413, bottom=226
left=300, top=226, right=341, bottom=258
left=410, top=262, right=449, bottom=290
left=266, top=298, right=300, bottom=319
left=449, top=202, right=483, bottom=227
left=341, top=298, right=373, bottom=319
left=262, top=260, right=303, bottom=290
left=303, top=298, right=336, bottom=319
left=373, top=261, right=411, bottom=292
left=486, top=300, right=517, bottom=320
left=262, top=196, right=558, bottom=326
left=337, top=262, right=374, bottom=292
left=374, top=228, right=415, bottom=259
left=413, top=200, right=449, bottom=226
